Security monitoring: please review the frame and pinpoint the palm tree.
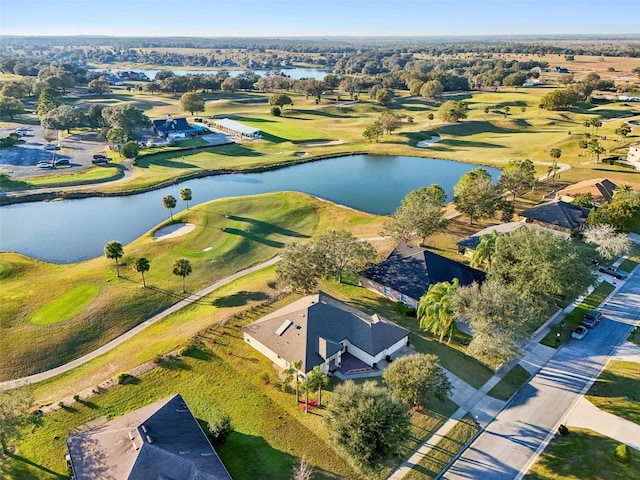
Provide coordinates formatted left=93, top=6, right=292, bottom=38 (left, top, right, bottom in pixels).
left=104, top=241, right=123, bottom=278
left=470, top=231, right=500, bottom=270
left=591, top=118, right=602, bottom=134
left=299, top=379, right=311, bottom=413
left=549, top=148, right=562, bottom=185
left=307, top=365, right=329, bottom=406
left=180, top=188, right=192, bottom=209
left=578, top=139, right=588, bottom=157
left=133, top=257, right=150, bottom=287
left=582, top=120, right=591, bottom=133
left=417, top=279, right=460, bottom=343
left=172, top=258, right=192, bottom=293
left=162, top=195, right=177, bottom=220
left=284, top=360, right=303, bottom=404
left=588, top=140, right=605, bottom=164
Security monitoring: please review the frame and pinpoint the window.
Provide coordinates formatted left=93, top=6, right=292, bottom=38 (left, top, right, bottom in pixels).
left=384, top=286, right=391, bottom=295
left=401, top=294, right=408, bottom=304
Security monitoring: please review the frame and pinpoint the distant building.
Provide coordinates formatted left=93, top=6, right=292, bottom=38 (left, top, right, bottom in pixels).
left=519, top=200, right=590, bottom=235
left=105, top=75, right=125, bottom=86
left=212, top=118, right=261, bottom=139
left=66, top=394, right=232, bottom=480
left=549, top=178, right=617, bottom=206
left=553, top=66, right=570, bottom=74
left=360, top=243, right=485, bottom=308
left=627, top=142, right=640, bottom=169
left=153, top=115, right=198, bottom=139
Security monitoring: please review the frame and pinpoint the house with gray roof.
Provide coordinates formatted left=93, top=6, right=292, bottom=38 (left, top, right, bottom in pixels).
left=66, top=393, right=232, bottom=480
left=518, top=200, right=590, bottom=235
left=153, top=115, right=198, bottom=139
left=243, top=291, right=409, bottom=376
left=360, top=243, right=485, bottom=308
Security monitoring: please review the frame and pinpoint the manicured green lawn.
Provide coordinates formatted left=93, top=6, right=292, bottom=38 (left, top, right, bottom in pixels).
left=403, top=417, right=479, bottom=480
left=586, top=360, right=640, bottom=426
left=30, top=284, right=99, bottom=325
left=487, top=364, right=532, bottom=401
left=541, top=281, right=615, bottom=347
left=525, top=428, right=639, bottom=479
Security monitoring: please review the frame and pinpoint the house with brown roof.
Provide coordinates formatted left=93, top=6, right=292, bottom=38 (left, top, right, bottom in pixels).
left=243, top=291, right=409, bottom=377
left=66, top=394, right=232, bottom=480
left=360, top=243, right=485, bottom=308
left=550, top=178, right=617, bottom=206
left=518, top=200, right=590, bottom=235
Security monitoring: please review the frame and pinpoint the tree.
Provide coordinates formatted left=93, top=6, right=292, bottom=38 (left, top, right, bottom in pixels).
left=87, top=104, right=106, bottom=129
left=221, top=77, right=241, bottom=92
left=276, top=242, right=323, bottom=293
left=325, top=380, right=410, bottom=472
left=162, top=195, right=177, bottom=220
left=470, top=231, right=500, bottom=269
left=284, top=360, right=303, bottom=404
left=104, top=241, right=124, bottom=278
left=378, top=111, right=401, bottom=134
left=420, top=79, right=444, bottom=99
left=179, top=91, right=206, bottom=116
left=314, top=230, right=376, bottom=283
left=362, top=121, right=383, bottom=142
left=307, top=365, right=329, bottom=406
left=614, top=124, right=632, bottom=144
left=102, top=104, right=151, bottom=137
left=453, top=168, right=501, bottom=225
left=106, top=126, right=129, bottom=145
left=270, top=106, right=281, bottom=116
left=590, top=117, right=602, bottom=134
left=291, top=456, right=314, bottom=480
left=121, top=141, right=139, bottom=159
left=87, top=77, right=111, bottom=95
left=41, top=104, right=85, bottom=133
left=409, top=80, right=424, bottom=96
left=180, top=187, right=192, bottom=209
left=587, top=139, right=605, bottom=164
left=427, top=112, right=435, bottom=123
left=583, top=224, right=631, bottom=260
left=269, top=93, right=293, bottom=110
left=548, top=148, right=562, bottom=184
left=36, top=87, right=59, bottom=117
left=384, top=185, right=448, bottom=245
left=498, top=159, right=536, bottom=201
left=489, top=227, right=595, bottom=307
left=0, top=387, right=34, bottom=454
left=453, top=278, right=542, bottom=366
left=374, top=87, right=394, bottom=105
left=383, top=354, right=452, bottom=408
left=571, top=192, right=595, bottom=208
left=133, top=257, right=150, bottom=287
left=417, top=279, right=460, bottom=343
left=206, top=408, right=233, bottom=444
left=578, top=138, right=588, bottom=156
left=0, top=96, right=24, bottom=120
left=173, top=258, right=192, bottom=293
left=0, top=81, right=29, bottom=99
left=588, top=192, right=640, bottom=233
left=504, top=106, right=511, bottom=117
left=438, top=100, right=468, bottom=123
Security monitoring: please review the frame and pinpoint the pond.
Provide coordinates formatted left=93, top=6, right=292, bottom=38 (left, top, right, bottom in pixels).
left=0, top=155, right=500, bottom=263
left=90, top=67, right=331, bottom=81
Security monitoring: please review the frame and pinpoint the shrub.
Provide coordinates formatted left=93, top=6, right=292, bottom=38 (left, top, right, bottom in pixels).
left=614, top=443, right=630, bottom=464
left=259, top=371, right=270, bottom=384
left=393, top=301, right=417, bottom=317
left=206, top=409, right=234, bottom=444
left=116, top=372, right=131, bottom=384
left=270, top=106, right=281, bottom=117
left=73, top=394, right=80, bottom=402
left=178, top=344, right=196, bottom=356
left=58, top=401, right=64, bottom=408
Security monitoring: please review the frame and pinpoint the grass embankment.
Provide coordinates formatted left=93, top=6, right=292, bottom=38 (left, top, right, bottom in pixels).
left=541, top=280, right=616, bottom=347
left=0, top=191, right=384, bottom=380
left=525, top=428, right=639, bottom=480
left=6, top=84, right=640, bottom=193
left=403, top=417, right=480, bottom=480
left=487, top=364, right=532, bottom=401
left=585, top=360, right=640, bottom=426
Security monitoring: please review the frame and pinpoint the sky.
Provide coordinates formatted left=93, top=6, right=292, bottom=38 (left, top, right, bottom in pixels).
left=0, top=0, right=638, bottom=37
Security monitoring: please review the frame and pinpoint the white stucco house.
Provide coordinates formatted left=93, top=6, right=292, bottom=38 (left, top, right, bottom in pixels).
left=242, top=291, right=409, bottom=377
left=627, top=142, right=640, bottom=170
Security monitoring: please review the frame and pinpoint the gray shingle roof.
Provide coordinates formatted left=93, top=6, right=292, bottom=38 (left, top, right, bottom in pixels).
left=243, top=292, right=409, bottom=373
left=362, top=243, right=485, bottom=301
left=153, top=117, right=197, bottom=134
left=519, top=201, right=590, bottom=229
left=66, top=394, right=232, bottom=480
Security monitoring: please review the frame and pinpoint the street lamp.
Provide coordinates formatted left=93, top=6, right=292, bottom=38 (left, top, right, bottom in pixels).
left=556, top=332, right=561, bottom=345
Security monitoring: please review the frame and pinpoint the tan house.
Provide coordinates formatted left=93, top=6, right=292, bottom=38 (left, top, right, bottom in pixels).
left=551, top=178, right=617, bottom=206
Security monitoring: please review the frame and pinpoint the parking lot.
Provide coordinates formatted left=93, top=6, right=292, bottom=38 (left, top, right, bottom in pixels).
left=0, top=125, right=107, bottom=178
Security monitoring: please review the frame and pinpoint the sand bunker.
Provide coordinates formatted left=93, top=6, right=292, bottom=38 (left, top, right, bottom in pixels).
left=416, top=136, right=442, bottom=148
left=296, top=139, right=344, bottom=147
left=153, top=223, right=195, bottom=241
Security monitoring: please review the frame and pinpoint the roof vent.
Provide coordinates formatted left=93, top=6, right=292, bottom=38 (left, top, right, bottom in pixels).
left=146, top=435, right=153, bottom=444
left=141, top=424, right=147, bottom=433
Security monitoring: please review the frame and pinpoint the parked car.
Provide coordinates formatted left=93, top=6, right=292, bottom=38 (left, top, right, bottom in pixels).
left=92, top=153, right=107, bottom=160
left=598, top=265, right=629, bottom=280
left=571, top=325, right=588, bottom=340
left=581, top=310, right=602, bottom=329
left=54, top=158, right=70, bottom=166
left=36, top=161, right=54, bottom=168
left=42, top=143, right=58, bottom=151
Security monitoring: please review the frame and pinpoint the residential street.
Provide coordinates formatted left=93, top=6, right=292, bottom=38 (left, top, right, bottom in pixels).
left=442, top=272, right=640, bottom=480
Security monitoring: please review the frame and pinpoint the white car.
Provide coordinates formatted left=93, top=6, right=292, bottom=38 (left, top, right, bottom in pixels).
left=42, top=143, right=58, bottom=151
left=571, top=325, right=588, bottom=340
left=37, top=161, right=54, bottom=168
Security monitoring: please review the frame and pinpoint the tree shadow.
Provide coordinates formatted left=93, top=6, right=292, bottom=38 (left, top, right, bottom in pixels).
left=222, top=228, right=285, bottom=248
left=158, top=356, right=193, bottom=370
left=77, top=399, right=99, bottom=410
left=259, top=132, right=290, bottom=144
left=1, top=454, right=67, bottom=479
left=213, top=291, right=271, bottom=307
left=225, top=215, right=310, bottom=239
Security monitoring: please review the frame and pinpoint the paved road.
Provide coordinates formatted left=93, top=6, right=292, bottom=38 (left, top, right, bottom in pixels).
left=442, top=273, right=640, bottom=480
left=0, top=255, right=281, bottom=390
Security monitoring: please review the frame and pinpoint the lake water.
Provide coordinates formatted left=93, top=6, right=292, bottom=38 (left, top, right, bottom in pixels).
left=0, top=155, right=500, bottom=263
left=90, top=67, right=331, bottom=81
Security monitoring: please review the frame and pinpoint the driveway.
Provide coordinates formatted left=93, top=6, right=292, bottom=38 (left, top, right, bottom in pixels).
left=442, top=273, right=640, bottom=480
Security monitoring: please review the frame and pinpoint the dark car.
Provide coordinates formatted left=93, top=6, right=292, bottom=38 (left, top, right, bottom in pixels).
left=54, top=158, right=70, bottom=166
left=581, top=310, right=602, bottom=329
left=598, top=265, right=629, bottom=280
left=92, top=153, right=108, bottom=160
left=92, top=157, right=108, bottom=164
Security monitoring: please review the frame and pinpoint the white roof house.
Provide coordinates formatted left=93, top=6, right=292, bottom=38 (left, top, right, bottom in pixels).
left=627, top=142, right=640, bottom=170
left=212, top=118, right=261, bottom=139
